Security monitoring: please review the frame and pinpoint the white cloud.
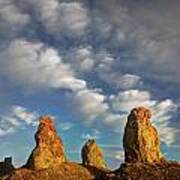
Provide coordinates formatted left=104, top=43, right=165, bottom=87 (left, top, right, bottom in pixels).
left=11, top=106, right=38, bottom=125
left=90, top=0, right=180, bottom=87
left=108, top=89, right=178, bottom=145
left=65, top=46, right=141, bottom=90
left=110, top=90, right=156, bottom=112
left=114, top=150, right=124, bottom=161
left=81, top=129, right=101, bottom=140
left=151, top=99, right=178, bottom=145
left=58, top=122, right=74, bottom=131
left=66, top=47, right=95, bottom=72
left=103, top=113, right=126, bottom=131
left=100, top=144, right=120, bottom=150
left=0, top=105, right=38, bottom=136
left=0, top=1, right=29, bottom=27
left=104, top=148, right=124, bottom=162
left=100, top=73, right=141, bottom=90
left=65, top=87, right=178, bottom=146
left=0, top=0, right=178, bottom=150
left=0, top=0, right=30, bottom=40
left=0, top=127, right=14, bottom=136
left=93, top=16, right=112, bottom=38
left=80, top=49, right=142, bottom=90
left=113, top=74, right=141, bottom=89
left=55, top=2, right=90, bottom=35
left=28, top=0, right=90, bottom=36
left=0, top=39, right=86, bottom=91
left=69, top=89, right=109, bottom=122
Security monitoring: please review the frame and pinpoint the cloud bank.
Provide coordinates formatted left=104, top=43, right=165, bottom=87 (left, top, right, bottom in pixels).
left=0, top=0, right=179, bottom=150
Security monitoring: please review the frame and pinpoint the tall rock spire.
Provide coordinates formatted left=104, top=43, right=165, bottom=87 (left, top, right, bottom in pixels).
left=25, top=116, right=66, bottom=170
left=81, top=139, right=106, bottom=169
left=123, top=107, right=164, bottom=163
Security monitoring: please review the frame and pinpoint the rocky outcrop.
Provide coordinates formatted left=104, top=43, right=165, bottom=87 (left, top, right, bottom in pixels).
left=7, top=163, right=93, bottom=180
left=25, top=116, right=66, bottom=170
left=117, top=161, right=180, bottom=180
left=81, top=139, right=107, bottom=169
left=123, top=107, right=164, bottom=163
left=2, top=107, right=180, bottom=180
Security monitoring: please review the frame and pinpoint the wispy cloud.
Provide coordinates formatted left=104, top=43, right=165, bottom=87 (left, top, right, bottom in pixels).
left=100, top=144, right=120, bottom=150
left=0, top=105, right=38, bottom=136
left=81, top=129, right=101, bottom=140
left=58, top=122, right=74, bottom=131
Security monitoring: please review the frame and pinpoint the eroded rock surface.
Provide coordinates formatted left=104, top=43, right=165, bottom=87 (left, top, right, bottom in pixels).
left=123, top=107, right=164, bottom=163
left=82, top=139, right=107, bottom=169
left=6, top=163, right=93, bottom=180
left=25, top=116, right=66, bottom=170
left=2, top=107, right=180, bottom=180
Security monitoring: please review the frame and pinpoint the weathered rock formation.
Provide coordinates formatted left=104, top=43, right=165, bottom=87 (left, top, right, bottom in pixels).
left=25, top=116, right=66, bottom=170
left=7, top=163, right=93, bottom=180
left=81, top=139, right=107, bottom=169
left=117, top=161, right=180, bottom=180
left=2, top=107, right=180, bottom=180
left=123, top=107, right=164, bottom=163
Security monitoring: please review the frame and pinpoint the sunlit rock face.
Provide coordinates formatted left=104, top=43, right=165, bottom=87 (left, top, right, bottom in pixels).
left=123, top=107, right=164, bottom=163
left=25, top=116, right=66, bottom=170
left=81, top=139, right=107, bottom=169
left=2, top=109, right=180, bottom=180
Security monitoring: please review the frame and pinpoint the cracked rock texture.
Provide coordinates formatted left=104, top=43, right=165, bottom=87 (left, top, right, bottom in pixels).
left=82, top=139, right=107, bottom=169
left=123, top=107, right=164, bottom=163
left=1, top=107, right=180, bottom=180
left=25, top=116, right=66, bottom=170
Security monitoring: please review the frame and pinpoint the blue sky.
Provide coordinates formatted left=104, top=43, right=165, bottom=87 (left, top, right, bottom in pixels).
left=0, top=0, right=180, bottom=169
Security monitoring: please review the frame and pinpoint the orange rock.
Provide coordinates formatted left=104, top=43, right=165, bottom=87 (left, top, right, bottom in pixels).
left=25, top=116, right=66, bottom=170
left=81, top=139, right=106, bottom=169
left=123, top=107, right=165, bottom=163
left=9, top=163, right=93, bottom=180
